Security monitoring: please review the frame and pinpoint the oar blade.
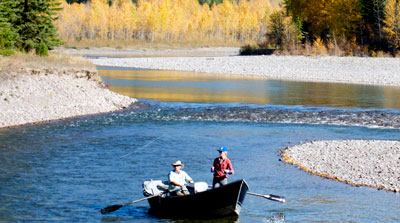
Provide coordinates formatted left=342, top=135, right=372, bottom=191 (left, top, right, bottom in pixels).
left=266, top=194, right=286, bottom=203
left=101, top=204, right=123, bottom=214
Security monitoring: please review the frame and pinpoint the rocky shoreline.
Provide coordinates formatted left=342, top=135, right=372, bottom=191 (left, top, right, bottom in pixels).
left=90, top=55, right=400, bottom=86
left=0, top=67, right=136, bottom=128
left=282, top=140, right=400, bottom=192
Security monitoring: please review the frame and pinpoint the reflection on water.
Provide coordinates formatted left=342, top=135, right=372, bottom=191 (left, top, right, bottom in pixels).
left=98, top=68, right=400, bottom=109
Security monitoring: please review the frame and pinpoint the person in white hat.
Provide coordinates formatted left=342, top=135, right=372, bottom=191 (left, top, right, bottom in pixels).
left=168, top=160, right=194, bottom=196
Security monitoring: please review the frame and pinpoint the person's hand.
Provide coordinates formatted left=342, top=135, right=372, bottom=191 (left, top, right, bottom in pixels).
left=181, top=185, right=187, bottom=190
left=211, top=166, right=214, bottom=171
left=189, top=180, right=194, bottom=184
left=224, top=169, right=230, bottom=174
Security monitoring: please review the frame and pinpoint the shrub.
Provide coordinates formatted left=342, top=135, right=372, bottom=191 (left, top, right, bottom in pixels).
left=35, top=42, right=49, bottom=57
left=239, top=44, right=259, bottom=55
left=312, top=38, right=328, bottom=56
left=0, top=49, right=15, bottom=56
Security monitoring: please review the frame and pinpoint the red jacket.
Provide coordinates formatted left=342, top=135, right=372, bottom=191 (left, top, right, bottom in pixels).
left=212, top=157, right=234, bottom=178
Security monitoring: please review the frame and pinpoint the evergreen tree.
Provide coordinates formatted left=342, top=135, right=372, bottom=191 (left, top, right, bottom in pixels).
left=267, top=9, right=285, bottom=48
left=15, top=0, right=63, bottom=55
left=359, top=0, right=388, bottom=50
left=0, top=0, right=19, bottom=55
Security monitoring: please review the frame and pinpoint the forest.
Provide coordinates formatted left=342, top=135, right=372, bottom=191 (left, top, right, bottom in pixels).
left=56, top=0, right=273, bottom=45
left=56, top=0, right=400, bottom=55
left=0, top=0, right=399, bottom=56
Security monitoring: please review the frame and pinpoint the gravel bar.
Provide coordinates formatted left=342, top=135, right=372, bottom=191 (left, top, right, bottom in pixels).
left=91, top=55, right=400, bottom=86
left=282, top=140, right=400, bottom=192
left=0, top=68, right=136, bottom=128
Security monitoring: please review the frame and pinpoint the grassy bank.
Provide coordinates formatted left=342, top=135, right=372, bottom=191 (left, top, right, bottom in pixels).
left=0, top=52, right=96, bottom=76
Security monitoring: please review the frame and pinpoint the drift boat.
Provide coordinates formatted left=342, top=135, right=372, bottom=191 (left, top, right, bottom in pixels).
left=143, top=179, right=249, bottom=218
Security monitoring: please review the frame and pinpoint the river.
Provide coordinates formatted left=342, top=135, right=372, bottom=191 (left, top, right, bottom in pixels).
left=0, top=67, right=399, bottom=222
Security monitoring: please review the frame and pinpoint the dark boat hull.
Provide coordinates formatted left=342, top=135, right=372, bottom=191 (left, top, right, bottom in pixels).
left=147, top=179, right=249, bottom=218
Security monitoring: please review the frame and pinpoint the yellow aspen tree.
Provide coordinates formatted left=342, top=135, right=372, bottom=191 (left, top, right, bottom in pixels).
left=252, top=0, right=272, bottom=42
left=56, top=2, right=87, bottom=41
left=245, top=0, right=261, bottom=41
left=216, top=0, right=237, bottom=41
left=55, top=1, right=72, bottom=40
left=238, top=0, right=249, bottom=41
left=199, top=3, right=214, bottom=40
left=183, top=0, right=201, bottom=40
left=118, top=0, right=137, bottom=40
left=108, top=2, right=119, bottom=40
left=211, top=2, right=225, bottom=41
left=89, top=0, right=109, bottom=40
left=137, top=0, right=157, bottom=41
left=171, top=2, right=187, bottom=40
left=157, top=0, right=171, bottom=40
left=384, top=0, right=400, bottom=49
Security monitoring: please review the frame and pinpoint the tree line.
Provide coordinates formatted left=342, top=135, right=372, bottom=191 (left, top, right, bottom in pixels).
left=1, top=0, right=399, bottom=56
left=57, top=0, right=400, bottom=55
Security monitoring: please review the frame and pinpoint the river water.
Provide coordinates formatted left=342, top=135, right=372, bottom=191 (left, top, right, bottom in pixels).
left=1, top=67, right=399, bottom=222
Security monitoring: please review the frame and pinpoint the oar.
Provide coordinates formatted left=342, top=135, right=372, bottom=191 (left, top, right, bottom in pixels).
left=101, top=193, right=162, bottom=214
left=207, top=184, right=286, bottom=203
left=246, top=192, right=286, bottom=203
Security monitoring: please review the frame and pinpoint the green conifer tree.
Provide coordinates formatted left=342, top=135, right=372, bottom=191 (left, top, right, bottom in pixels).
left=0, top=0, right=19, bottom=55
left=16, top=0, right=63, bottom=56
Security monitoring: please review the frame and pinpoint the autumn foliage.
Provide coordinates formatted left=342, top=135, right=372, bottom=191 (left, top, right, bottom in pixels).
left=56, top=0, right=272, bottom=44
left=282, top=0, right=400, bottom=55
left=49, top=0, right=400, bottom=55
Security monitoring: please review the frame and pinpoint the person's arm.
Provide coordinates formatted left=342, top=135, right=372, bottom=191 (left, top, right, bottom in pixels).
left=211, top=159, right=216, bottom=173
left=171, top=181, right=186, bottom=187
left=224, top=159, right=234, bottom=175
left=184, top=172, right=194, bottom=184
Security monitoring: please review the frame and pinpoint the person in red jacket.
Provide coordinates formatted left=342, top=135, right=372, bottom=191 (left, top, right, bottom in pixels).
left=211, top=146, right=234, bottom=188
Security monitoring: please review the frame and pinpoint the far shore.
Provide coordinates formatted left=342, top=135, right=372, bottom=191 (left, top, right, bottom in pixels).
left=59, top=47, right=400, bottom=87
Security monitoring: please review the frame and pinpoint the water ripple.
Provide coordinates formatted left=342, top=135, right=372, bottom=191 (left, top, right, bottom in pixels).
left=112, top=101, right=400, bottom=129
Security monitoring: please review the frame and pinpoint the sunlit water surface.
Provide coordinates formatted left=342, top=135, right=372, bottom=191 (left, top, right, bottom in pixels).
left=1, top=67, right=399, bottom=223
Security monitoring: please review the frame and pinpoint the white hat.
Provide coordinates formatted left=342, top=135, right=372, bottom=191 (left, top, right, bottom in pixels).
left=171, top=160, right=184, bottom=168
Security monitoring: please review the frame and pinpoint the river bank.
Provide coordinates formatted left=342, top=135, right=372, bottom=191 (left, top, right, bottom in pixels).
left=82, top=47, right=400, bottom=86
left=0, top=54, right=136, bottom=128
left=282, top=140, right=400, bottom=192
